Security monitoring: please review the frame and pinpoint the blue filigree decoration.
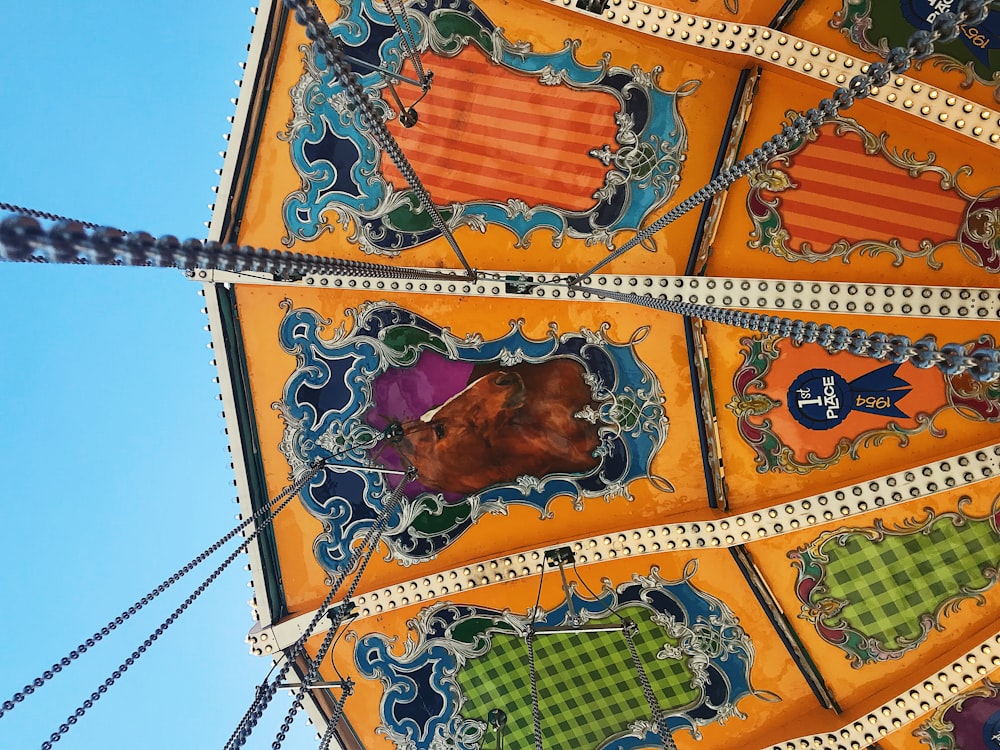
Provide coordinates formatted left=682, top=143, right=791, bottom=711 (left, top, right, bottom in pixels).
left=352, top=564, right=772, bottom=749
left=279, top=0, right=697, bottom=254
left=274, top=300, right=669, bottom=575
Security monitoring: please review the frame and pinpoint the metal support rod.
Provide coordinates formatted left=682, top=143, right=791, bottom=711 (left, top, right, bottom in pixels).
left=382, top=76, right=415, bottom=125
left=555, top=558, right=578, bottom=624
left=342, top=52, right=424, bottom=87
left=277, top=680, right=351, bottom=690
left=532, top=624, right=625, bottom=635
left=325, top=462, right=409, bottom=477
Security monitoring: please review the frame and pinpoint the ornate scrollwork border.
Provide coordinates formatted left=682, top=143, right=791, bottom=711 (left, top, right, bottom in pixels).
left=913, top=677, right=1000, bottom=750
left=279, top=0, right=698, bottom=255
left=351, top=564, right=773, bottom=749
left=790, top=497, right=1000, bottom=668
left=746, top=114, right=1000, bottom=272
left=274, top=300, right=670, bottom=576
left=831, top=0, right=1000, bottom=104
left=725, top=333, right=1000, bottom=475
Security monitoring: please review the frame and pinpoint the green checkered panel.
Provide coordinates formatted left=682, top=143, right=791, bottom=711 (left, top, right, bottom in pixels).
left=821, top=514, right=1000, bottom=649
left=456, top=612, right=698, bottom=749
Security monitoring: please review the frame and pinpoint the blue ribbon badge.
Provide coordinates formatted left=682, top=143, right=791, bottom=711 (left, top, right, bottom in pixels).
left=901, top=0, right=998, bottom=67
left=985, top=709, right=1000, bottom=750
left=787, top=364, right=912, bottom=431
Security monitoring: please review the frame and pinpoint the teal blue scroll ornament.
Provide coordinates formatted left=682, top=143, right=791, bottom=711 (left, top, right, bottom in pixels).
left=352, top=564, right=775, bottom=750
left=279, top=0, right=697, bottom=254
left=274, top=301, right=671, bottom=578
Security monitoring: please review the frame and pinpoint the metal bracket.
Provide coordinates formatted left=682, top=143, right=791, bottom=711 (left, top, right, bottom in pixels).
left=278, top=679, right=353, bottom=690
left=326, top=600, right=358, bottom=627
left=544, top=547, right=579, bottom=624
left=532, top=623, right=625, bottom=635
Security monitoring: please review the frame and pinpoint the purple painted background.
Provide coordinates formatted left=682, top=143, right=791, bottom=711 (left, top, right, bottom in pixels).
left=947, top=692, right=1000, bottom=750
left=365, top=351, right=475, bottom=500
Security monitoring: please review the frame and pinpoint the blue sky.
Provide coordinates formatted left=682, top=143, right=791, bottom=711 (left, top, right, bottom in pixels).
left=0, top=3, right=318, bottom=748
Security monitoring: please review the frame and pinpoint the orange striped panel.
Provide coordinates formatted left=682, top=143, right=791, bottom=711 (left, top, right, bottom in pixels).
left=380, top=47, right=620, bottom=211
left=765, top=129, right=968, bottom=251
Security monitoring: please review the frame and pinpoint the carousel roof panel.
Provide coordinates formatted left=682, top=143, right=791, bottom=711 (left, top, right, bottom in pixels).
left=206, top=0, right=1000, bottom=747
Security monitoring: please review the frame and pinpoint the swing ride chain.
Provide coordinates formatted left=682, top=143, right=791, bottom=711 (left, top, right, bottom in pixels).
left=37, top=460, right=327, bottom=750
left=0, top=460, right=325, bottom=723
left=622, top=619, right=677, bottom=750
left=571, top=0, right=993, bottom=284
left=0, top=202, right=120, bottom=232
left=227, top=468, right=413, bottom=750
left=316, top=676, right=354, bottom=750
left=268, top=471, right=411, bottom=750
left=0, top=213, right=470, bottom=282
left=383, top=0, right=428, bottom=87
left=576, top=285, right=1000, bottom=383
left=283, top=0, right=476, bottom=281
left=225, top=464, right=402, bottom=750
left=269, top=616, right=345, bottom=750
left=526, top=628, right=544, bottom=750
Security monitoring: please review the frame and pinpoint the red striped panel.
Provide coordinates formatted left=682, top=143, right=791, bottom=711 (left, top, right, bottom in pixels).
left=380, top=47, right=620, bottom=210
left=765, top=129, right=968, bottom=251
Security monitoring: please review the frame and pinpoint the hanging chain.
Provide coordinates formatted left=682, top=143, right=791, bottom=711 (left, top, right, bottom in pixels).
left=622, top=619, right=677, bottom=750
left=5, top=2, right=991, bottom=286
left=283, top=0, right=475, bottom=280
left=316, top=676, right=354, bottom=750
left=0, top=460, right=324, bottom=723
left=526, top=628, right=543, bottom=750
left=37, top=460, right=326, bottom=750
left=0, top=214, right=471, bottom=282
left=383, top=0, right=428, bottom=86
left=577, top=284, right=1000, bottom=383
left=270, top=617, right=343, bottom=750
left=571, top=0, right=993, bottom=283
left=0, top=202, right=122, bottom=232
left=268, top=472, right=411, bottom=750
left=225, top=468, right=413, bottom=750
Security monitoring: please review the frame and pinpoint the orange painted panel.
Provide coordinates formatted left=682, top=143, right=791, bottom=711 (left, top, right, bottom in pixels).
left=233, top=0, right=747, bottom=275
left=747, top=479, right=1000, bottom=716
left=704, top=313, right=1000, bottom=511
left=314, top=550, right=825, bottom=750
left=231, top=282, right=709, bottom=616
left=706, top=68, right=1000, bottom=286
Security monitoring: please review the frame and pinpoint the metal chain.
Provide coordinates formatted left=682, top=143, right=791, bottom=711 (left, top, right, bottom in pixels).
left=622, top=619, right=677, bottom=750
left=283, top=0, right=475, bottom=280
left=526, top=628, right=543, bottom=750
left=0, top=202, right=121, bottom=232
left=383, top=0, right=427, bottom=86
left=0, top=461, right=323, bottom=723
left=0, top=214, right=470, bottom=281
left=316, top=677, right=354, bottom=750
left=37, top=461, right=325, bottom=750
left=572, top=0, right=993, bottom=283
left=270, top=621, right=341, bottom=750
left=269, top=473, right=410, bottom=750
left=226, top=468, right=412, bottom=750
left=578, top=285, right=1000, bottom=382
